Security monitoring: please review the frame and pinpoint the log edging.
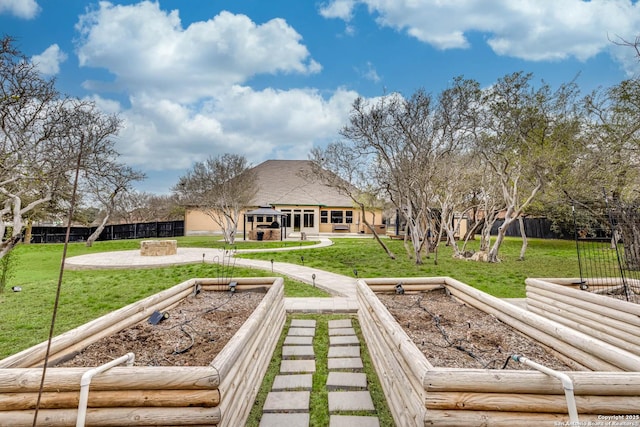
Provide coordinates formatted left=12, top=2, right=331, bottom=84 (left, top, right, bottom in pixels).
left=525, top=278, right=640, bottom=359
left=0, top=277, right=285, bottom=427
left=357, top=277, right=640, bottom=427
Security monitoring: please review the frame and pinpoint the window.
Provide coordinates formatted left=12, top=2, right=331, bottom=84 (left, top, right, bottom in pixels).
left=256, top=216, right=263, bottom=222
left=281, top=210, right=291, bottom=227
left=247, top=215, right=253, bottom=223
left=321, top=211, right=328, bottom=224
left=331, top=210, right=343, bottom=223
left=266, top=216, right=272, bottom=223
left=303, top=212, right=314, bottom=227
left=345, top=210, right=353, bottom=223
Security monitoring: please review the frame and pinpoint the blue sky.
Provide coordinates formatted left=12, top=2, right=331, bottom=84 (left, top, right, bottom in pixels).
left=1, top=0, right=639, bottom=193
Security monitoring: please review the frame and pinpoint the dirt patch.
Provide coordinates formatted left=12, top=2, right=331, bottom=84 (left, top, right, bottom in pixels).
left=58, top=285, right=571, bottom=371
left=378, top=288, right=572, bottom=370
left=59, top=290, right=265, bottom=367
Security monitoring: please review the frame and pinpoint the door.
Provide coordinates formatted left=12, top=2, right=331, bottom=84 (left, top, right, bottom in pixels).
left=293, top=213, right=301, bottom=231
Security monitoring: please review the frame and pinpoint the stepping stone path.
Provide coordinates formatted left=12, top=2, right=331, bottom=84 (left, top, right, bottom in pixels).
left=259, top=318, right=381, bottom=427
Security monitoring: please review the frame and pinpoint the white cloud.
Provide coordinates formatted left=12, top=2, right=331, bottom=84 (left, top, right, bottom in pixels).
left=75, top=1, right=321, bottom=103
left=31, top=44, right=67, bottom=75
left=320, top=0, right=640, bottom=65
left=70, top=1, right=359, bottom=192
left=0, top=0, right=40, bottom=19
left=115, top=86, right=358, bottom=172
left=319, top=0, right=357, bottom=20
left=608, top=39, right=640, bottom=77
left=361, top=62, right=381, bottom=83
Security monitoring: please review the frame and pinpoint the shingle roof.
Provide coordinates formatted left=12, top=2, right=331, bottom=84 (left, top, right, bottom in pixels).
left=249, top=160, right=354, bottom=207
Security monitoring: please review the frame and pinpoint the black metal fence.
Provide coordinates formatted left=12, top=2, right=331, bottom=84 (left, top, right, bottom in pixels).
left=573, top=201, right=640, bottom=303
left=28, top=221, right=185, bottom=243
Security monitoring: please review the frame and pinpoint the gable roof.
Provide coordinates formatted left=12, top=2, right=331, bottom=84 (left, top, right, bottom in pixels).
left=249, top=160, right=354, bottom=207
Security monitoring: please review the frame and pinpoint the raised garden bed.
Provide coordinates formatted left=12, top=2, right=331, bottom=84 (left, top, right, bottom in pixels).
left=0, top=277, right=285, bottom=427
left=526, top=278, right=640, bottom=358
left=358, top=277, right=640, bottom=426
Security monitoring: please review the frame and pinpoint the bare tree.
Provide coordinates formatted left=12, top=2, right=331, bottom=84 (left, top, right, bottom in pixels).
left=0, top=37, right=131, bottom=258
left=113, top=192, right=184, bottom=223
left=83, top=164, right=145, bottom=247
left=309, top=142, right=396, bottom=259
left=173, top=154, right=256, bottom=244
left=611, top=34, right=640, bottom=59
left=338, top=79, right=480, bottom=264
left=476, top=72, right=581, bottom=262
left=582, top=78, right=640, bottom=268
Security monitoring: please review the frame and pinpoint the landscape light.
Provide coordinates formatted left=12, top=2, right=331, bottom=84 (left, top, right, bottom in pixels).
left=148, top=310, right=169, bottom=325
left=228, top=281, right=237, bottom=294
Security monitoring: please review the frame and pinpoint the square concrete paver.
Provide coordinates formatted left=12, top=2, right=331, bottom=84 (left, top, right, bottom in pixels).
left=272, top=374, right=313, bottom=391
left=328, top=391, right=375, bottom=412
left=328, top=357, right=364, bottom=370
left=328, top=319, right=352, bottom=329
left=326, top=372, right=368, bottom=390
left=290, top=319, right=316, bottom=328
left=263, top=391, right=310, bottom=413
left=281, top=359, right=316, bottom=373
left=288, top=327, right=316, bottom=337
left=330, top=415, right=380, bottom=427
left=282, top=345, right=315, bottom=359
left=284, top=336, right=313, bottom=346
left=329, top=335, right=360, bottom=346
left=260, top=413, right=310, bottom=427
left=329, top=327, right=356, bottom=336
left=328, top=346, right=360, bottom=358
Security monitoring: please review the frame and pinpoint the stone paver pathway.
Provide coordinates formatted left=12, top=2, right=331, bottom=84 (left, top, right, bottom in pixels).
left=259, top=318, right=381, bottom=427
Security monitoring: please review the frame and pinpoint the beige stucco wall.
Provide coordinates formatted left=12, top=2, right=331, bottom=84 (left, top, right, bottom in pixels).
left=184, top=206, right=385, bottom=237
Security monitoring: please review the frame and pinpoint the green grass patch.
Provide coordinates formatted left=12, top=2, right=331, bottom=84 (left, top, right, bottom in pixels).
left=238, top=237, right=581, bottom=298
left=0, top=237, right=326, bottom=358
left=1, top=235, right=581, bottom=358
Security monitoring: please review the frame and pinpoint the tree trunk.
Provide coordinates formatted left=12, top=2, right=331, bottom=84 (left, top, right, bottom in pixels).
left=488, top=213, right=515, bottom=263
left=461, top=218, right=484, bottom=252
left=0, top=234, right=22, bottom=260
left=23, top=220, right=32, bottom=245
left=86, top=214, right=110, bottom=247
left=620, top=223, right=640, bottom=271
left=359, top=203, right=395, bottom=259
left=518, top=216, right=528, bottom=261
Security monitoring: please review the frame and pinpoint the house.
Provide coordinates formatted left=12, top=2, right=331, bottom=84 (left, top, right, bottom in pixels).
left=184, top=160, right=386, bottom=238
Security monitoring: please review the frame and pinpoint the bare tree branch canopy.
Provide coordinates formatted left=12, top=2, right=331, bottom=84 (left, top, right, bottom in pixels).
left=83, top=163, right=146, bottom=247
left=476, top=72, right=581, bottom=262
left=309, top=142, right=396, bottom=259
left=610, top=34, right=640, bottom=60
left=173, top=153, right=256, bottom=244
left=334, top=80, right=479, bottom=264
left=0, top=36, right=138, bottom=258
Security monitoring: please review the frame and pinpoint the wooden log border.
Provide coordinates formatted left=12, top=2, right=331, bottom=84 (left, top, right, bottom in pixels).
left=0, top=277, right=285, bottom=427
left=357, top=277, right=640, bottom=427
left=526, top=277, right=640, bottom=357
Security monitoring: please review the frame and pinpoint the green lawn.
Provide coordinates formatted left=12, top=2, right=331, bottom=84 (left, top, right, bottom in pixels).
left=238, top=236, right=582, bottom=298
left=0, top=237, right=324, bottom=358
left=0, top=235, right=580, bottom=358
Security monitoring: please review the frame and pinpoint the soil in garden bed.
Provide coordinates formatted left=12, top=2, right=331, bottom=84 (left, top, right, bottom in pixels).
left=59, top=290, right=265, bottom=367
left=378, top=288, right=572, bottom=370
